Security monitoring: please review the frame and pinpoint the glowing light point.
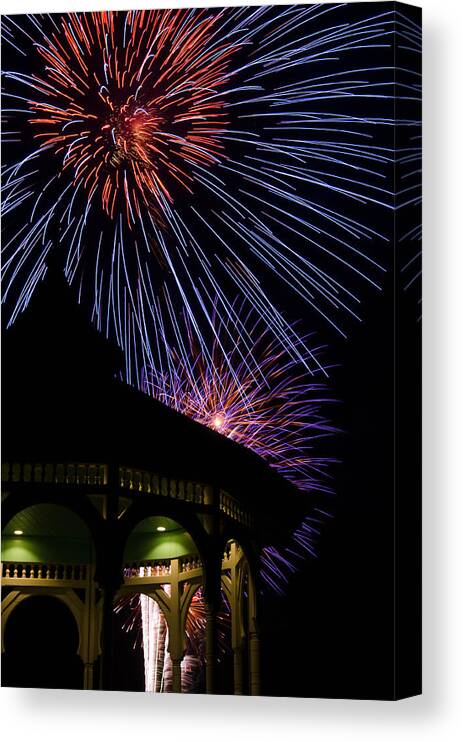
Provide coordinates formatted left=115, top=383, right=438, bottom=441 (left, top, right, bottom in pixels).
left=211, top=414, right=226, bottom=432
left=13, top=530, right=24, bottom=535
left=156, top=526, right=166, bottom=533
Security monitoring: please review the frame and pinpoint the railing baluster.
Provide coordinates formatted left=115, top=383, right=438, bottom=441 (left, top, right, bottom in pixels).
left=1, top=462, right=11, bottom=482
left=44, top=463, right=54, bottom=483
left=1, top=561, right=92, bottom=581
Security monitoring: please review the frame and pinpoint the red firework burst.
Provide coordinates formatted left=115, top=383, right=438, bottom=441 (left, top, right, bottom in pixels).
left=29, top=10, right=237, bottom=224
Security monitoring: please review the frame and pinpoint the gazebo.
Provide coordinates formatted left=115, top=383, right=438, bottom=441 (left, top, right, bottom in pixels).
left=1, top=259, right=304, bottom=693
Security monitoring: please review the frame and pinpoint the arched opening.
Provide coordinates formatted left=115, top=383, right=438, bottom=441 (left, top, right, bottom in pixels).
left=114, top=515, right=204, bottom=692
left=221, top=538, right=256, bottom=695
left=2, top=595, right=83, bottom=689
left=1, top=503, right=95, bottom=689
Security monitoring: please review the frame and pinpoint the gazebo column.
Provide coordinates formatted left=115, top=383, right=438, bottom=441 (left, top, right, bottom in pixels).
left=99, top=583, right=117, bottom=690
left=248, top=567, right=260, bottom=696
left=167, top=558, right=184, bottom=693
left=203, top=487, right=222, bottom=694
left=82, top=566, right=98, bottom=690
left=171, top=656, right=182, bottom=694
left=96, top=514, right=122, bottom=691
left=230, top=542, right=244, bottom=695
left=205, top=602, right=218, bottom=694
left=83, top=662, right=95, bottom=690
left=233, top=645, right=244, bottom=695
left=249, top=630, right=260, bottom=696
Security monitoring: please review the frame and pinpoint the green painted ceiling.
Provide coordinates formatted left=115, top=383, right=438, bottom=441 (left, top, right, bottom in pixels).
left=131, top=516, right=182, bottom=534
left=2, top=508, right=197, bottom=562
left=3, top=504, right=90, bottom=538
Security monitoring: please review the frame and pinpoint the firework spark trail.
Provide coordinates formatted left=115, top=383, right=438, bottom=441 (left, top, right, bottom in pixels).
left=394, top=10, right=422, bottom=316
left=18, top=11, right=236, bottom=222
left=144, top=302, right=337, bottom=494
left=2, top=6, right=401, bottom=375
left=140, top=593, right=168, bottom=693
left=116, top=588, right=229, bottom=693
left=141, top=301, right=337, bottom=591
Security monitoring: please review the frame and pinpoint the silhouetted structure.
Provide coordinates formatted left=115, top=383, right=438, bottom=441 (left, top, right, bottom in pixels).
left=1, top=257, right=304, bottom=692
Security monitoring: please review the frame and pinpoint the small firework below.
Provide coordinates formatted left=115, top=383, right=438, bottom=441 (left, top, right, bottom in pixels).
left=115, top=588, right=230, bottom=693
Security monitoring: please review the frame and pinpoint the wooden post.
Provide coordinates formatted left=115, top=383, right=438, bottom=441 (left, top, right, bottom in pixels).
left=233, top=645, right=244, bottom=695
left=171, top=657, right=182, bottom=694
left=82, top=562, right=98, bottom=690
left=167, top=558, right=184, bottom=693
left=248, top=562, right=260, bottom=696
left=205, top=603, right=218, bottom=694
left=99, top=585, right=115, bottom=690
left=249, top=630, right=260, bottom=696
left=83, top=662, right=95, bottom=690
left=230, top=542, right=245, bottom=695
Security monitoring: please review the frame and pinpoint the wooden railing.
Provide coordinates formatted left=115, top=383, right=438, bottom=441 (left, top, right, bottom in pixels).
left=1, top=462, right=107, bottom=486
left=179, top=555, right=202, bottom=573
left=1, top=561, right=88, bottom=582
left=123, top=560, right=172, bottom=579
left=1, top=462, right=252, bottom=527
left=219, top=490, right=252, bottom=527
left=123, top=554, right=203, bottom=582
left=118, top=467, right=206, bottom=504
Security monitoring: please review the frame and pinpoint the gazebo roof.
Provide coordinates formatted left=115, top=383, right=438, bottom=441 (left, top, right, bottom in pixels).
left=2, top=257, right=306, bottom=541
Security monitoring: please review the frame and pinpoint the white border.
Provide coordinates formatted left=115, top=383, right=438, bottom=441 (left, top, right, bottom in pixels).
left=2, top=1, right=463, bottom=740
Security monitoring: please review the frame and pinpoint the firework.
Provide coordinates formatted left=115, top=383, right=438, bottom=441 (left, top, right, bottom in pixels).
left=142, top=301, right=337, bottom=591
left=140, top=592, right=168, bottom=692
left=3, top=5, right=398, bottom=374
left=395, top=9, right=422, bottom=317
left=21, top=11, right=234, bottom=224
left=144, top=302, right=336, bottom=494
left=115, top=588, right=229, bottom=693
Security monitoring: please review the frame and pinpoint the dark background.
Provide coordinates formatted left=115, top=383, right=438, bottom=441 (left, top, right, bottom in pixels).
left=261, top=275, right=405, bottom=700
